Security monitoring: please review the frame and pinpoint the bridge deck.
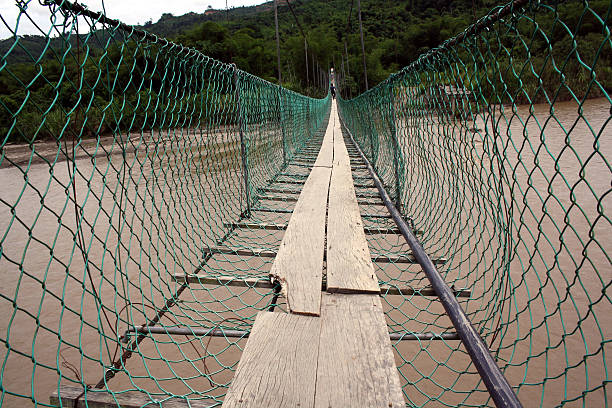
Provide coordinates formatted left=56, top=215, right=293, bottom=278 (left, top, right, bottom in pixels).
left=221, top=103, right=405, bottom=407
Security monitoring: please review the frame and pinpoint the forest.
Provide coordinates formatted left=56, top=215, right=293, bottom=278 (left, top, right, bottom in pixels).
left=0, top=0, right=610, bottom=143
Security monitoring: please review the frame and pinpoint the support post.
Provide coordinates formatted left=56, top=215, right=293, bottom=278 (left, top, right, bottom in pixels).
left=274, top=0, right=282, bottom=85
left=233, top=66, right=251, bottom=217
left=388, top=86, right=402, bottom=212
left=357, top=0, right=368, bottom=90
left=340, top=58, right=345, bottom=98
left=278, top=87, right=288, bottom=165
left=305, top=37, right=309, bottom=86
left=344, top=41, right=350, bottom=78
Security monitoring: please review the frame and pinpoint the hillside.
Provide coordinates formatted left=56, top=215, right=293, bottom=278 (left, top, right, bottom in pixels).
left=2, top=0, right=609, bottom=96
left=0, top=0, right=610, bottom=144
left=0, top=0, right=525, bottom=95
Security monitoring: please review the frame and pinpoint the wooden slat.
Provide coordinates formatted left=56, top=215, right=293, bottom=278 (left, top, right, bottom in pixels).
left=203, top=246, right=277, bottom=258
left=314, top=294, right=405, bottom=408
left=312, top=106, right=335, bottom=167
left=326, top=122, right=380, bottom=294
left=223, top=221, right=417, bottom=235
left=51, top=385, right=214, bottom=408
left=173, top=274, right=275, bottom=289
left=258, top=195, right=298, bottom=202
left=222, top=312, right=320, bottom=408
left=172, top=274, right=471, bottom=298
left=269, top=166, right=331, bottom=316
left=203, top=245, right=446, bottom=264
left=258, top=187, right=301, bottom=194
left=250, top=207, right=294, bottom=214
left=224, top=221, right=288, bottom=230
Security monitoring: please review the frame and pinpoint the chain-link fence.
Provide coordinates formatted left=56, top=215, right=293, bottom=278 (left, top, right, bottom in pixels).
left=0, top=1, right=329, bottom=406
left=338, top=0, right=610, bottom=406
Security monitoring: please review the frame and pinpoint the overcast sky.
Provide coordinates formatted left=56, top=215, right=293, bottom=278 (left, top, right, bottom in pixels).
left=1, top=0, right=266, bottom=39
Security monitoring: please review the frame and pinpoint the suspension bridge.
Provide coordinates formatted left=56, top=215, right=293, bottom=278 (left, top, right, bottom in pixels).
left=0, top=0, right=610, bottom=407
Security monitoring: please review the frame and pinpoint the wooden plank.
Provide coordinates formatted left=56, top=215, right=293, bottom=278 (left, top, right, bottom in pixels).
left=173, top=274, right=275, bottom=289
left=258, top=187, right=301, bottom=194
left=326, top=118, right=380, bottom=294
left=172, top=274, right=471, bottom=297
left=269, top=166, right=331, bottom=316
left=312, top=106, right=335, bottom=167
left=50, top=385, right=214, bottom=408
left=203, top=245, right=446, bottom=264
left=258, top=195, right=298, bottom=202
left=314, top=293, right=405, bottom=408
left=203, top=246, right=277, bottom=258
left=222, top=312, right=320, bottom=408
left=224, top=221, right=288, bottom=230
left=223, top=221, right=415, bottom=235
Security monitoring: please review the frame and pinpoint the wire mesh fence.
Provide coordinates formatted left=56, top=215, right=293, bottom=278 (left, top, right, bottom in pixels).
left=338, top=0, right=610, bottom=406
left=1, top=0, right=610, bottom=407
left=0, top=1, right=330, bottom=406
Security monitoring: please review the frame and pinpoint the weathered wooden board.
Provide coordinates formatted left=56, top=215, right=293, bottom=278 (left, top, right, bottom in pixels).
left=314, top=293, right=405, bottom=408
left=173, top=274, right=472, bottom=297
left=50, top=385, right=214, bottom=408
left=173, top=274, right=275, bottom=289
left=313, top=105, right=335, bottom=167
left=326, top=119, right=380, bottom=294
left=222, top=312, right=320, bottom=408
left=269, top=165, right=331, bottom=316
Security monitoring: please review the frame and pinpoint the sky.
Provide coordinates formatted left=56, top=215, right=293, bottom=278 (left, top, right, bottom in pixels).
left=0, top=0, right=266, bottom=39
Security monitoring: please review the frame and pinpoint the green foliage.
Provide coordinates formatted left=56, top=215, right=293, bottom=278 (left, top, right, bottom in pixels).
left=0, top=0, right=609, bottom=144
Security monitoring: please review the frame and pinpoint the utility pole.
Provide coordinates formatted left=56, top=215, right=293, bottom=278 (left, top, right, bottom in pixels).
left=344, top=41, right=350, bottom=78
left=357, top=0, right=368, bottom=90
left=340, top=58, right=345, bottom=97
left=305, top=37, right=309, bottom=86
left=274, top=0, right=282, bottom=85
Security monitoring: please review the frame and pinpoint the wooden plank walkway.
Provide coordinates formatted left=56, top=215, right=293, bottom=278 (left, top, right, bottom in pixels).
left=315, top=293, right=405, bottom=408
left=266, top=103, right=335, bottom=316
left=51, top=385, right=215, bottom=407
left=222, top=102, right=405, bottom=408
left=326, top=115, right=379, bottom=294
left=268, top=166, right=330, bottom=315
left=222, top=312, right=320, bottom=408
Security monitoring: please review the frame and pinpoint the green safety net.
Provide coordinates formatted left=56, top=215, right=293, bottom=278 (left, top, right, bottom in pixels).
left=0, top=0, right=609, bottom=407
left=0, top=0, right=330, bottom=406
left=338, top=0, right=610, bottom=406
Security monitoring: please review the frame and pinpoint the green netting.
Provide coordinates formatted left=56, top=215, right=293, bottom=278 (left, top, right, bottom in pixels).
left=0, top=0, right=610, bottom=407
left=0, top=1, right=330, bottom=406
left=338, top=0, right=610, bottom=406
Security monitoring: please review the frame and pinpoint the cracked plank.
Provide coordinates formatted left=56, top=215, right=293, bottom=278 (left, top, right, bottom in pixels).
left=222, top=312, right=320, bottom=408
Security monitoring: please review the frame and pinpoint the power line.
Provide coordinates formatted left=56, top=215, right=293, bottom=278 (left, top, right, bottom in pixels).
left=283, top=0, right=312, bottom=88
left=345, top=0, right=354, bottom=34
left=285, top=0, right=309, bottom=45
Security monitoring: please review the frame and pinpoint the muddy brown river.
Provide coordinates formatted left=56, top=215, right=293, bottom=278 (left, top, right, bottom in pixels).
left=0, top=99, right=609, bottom=407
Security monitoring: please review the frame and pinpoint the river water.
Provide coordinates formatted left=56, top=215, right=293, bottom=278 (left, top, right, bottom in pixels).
left=0, top=98, right=610, bottom=406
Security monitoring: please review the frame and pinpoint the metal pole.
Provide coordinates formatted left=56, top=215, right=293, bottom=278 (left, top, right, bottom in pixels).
left=233, top=66, right=251, bottom=216
left=357, top=0, right=368, bottom=90
left=274, top=0, right=282, bottom=85
left=341, top=58, right=345, bottom=90
left=388, top=87, right=402, bottom=211
left=125, top=326, right=459, bottom=341
left=305, top=37, right=309, bottom=86
left=339, top=118, right=523, bottom=408
left=278, top=87, right=287, bottom=165
left=344, top=41, right=350, bottom=78
left=94, top=216, right=250, bottom=388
